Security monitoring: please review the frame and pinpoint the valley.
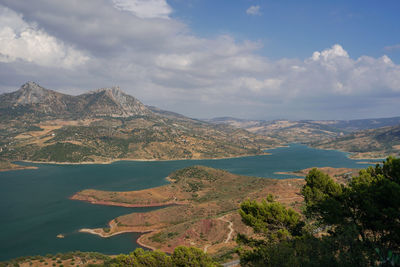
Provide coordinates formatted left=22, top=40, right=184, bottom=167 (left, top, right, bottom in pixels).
left=2, top=1, right=400, bottom=265
left=0, top=82, right=397, bottom=265
left=209, top=117, right=400, bottom=158
left=1, top=82, right=399, bottom=170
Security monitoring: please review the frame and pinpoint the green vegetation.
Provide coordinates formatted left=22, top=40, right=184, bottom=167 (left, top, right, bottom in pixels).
left=149, top=232, right=179, bottom=243
left=0, top=247, right=221, bottom=267
left=26, top=125, right=44, bottom=131
left=0, top=115, right=275, bottom=162
left=238, top=157, right=400, bottom=266
left=0, top=252, right=109, bottom=267
left=32, top=142, right=96, bottom=162
left=105, top=246, right=221, bottom=267
left=169, top=166, right=218, bottom=183
left=239, top=195, right=304, bottom=243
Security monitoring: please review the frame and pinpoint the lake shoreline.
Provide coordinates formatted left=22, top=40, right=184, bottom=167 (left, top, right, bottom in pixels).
left=16, top=144, right=390, bottom=168
left=79, top=227, right=158, bottom=251
left=19, top=152, right=271, bottom=166
left=69, top=195, right=187, bottom=208
left=307, top=146, right=387, bottom=160
left=0, top=166, right=38, bottom=172
left=1, top=143, right=383, bottom=261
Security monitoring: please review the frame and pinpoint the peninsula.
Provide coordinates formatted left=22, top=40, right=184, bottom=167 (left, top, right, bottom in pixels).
left=72, top=165, right=352, bottom=259
left=0, top=161, right=37, bottom=172
left=72, top=165, right=361, bottom=257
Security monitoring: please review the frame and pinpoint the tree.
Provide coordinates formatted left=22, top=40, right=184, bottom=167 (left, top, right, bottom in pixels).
left=107, top=248, right=172, bottom=267
left=237, top=195, right=310, bottom=266
left=239, top=195, right=304, bottom=243
left=238, top=157, right=400, bottom=266
left=172, top=246, right=220, bottom=267
left=102, top=246, right=221, bottom=267
left=301, top=168, right=343, bottom=224
left=302, top=158, right=400, bottom=256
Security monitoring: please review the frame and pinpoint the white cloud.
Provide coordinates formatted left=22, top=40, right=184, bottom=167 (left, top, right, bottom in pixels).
left=303, top=45, right=400, bottom=96
left=112, top=0, right=172, bottom=19
left=0, top=6, right=88, bottom=68
left=311, top=44, right=349, bottom=61
left=236, top=77, right=282, bottom=93
left=1, top=1, right=400, bottom=119
left=246, top=5, right=261, bottom=16
left=156, top=54, right=193, bottom=70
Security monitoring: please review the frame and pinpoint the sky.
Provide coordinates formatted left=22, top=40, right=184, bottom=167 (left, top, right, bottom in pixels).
left=0, top=0, right=400, bottom=120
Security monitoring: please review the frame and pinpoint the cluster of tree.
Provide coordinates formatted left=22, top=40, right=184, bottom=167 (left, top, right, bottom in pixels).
left=91, top=246, right=221, bottom=267
left=238, top=157, right=400, bottom=266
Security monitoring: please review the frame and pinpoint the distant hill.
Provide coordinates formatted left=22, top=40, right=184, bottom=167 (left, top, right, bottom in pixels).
left=208, top=117, right=400, bottom=144
left=318, top=117, right=400, bottom=131
left=310, top=125, right=400, bottom=159
left=0, top=82, right=278, bottom=164
left=146, top=105, right=188, bottom=120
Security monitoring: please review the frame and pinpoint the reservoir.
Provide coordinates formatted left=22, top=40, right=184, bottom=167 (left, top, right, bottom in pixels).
left=0, top=144, right=381, bottom=260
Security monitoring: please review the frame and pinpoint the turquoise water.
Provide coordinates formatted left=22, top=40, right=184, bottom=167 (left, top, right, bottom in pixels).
left=0, top=144, right=381, bottom=261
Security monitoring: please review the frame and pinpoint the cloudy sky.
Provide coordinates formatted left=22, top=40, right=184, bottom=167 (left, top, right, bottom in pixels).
left=1, top=0, right=400, bottom=120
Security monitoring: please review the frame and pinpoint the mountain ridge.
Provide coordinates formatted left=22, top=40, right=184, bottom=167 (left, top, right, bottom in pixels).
left=208, top=117, right=400, bottom=158
left=0, top=82, right=152, bottom=118
left=310, top=124, right=400, bottom=159
left=208, top=116, right=400, bottom=144
left=0, top=82, right=278, bottom=164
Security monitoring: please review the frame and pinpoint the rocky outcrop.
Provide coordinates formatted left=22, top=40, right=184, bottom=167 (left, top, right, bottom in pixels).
left=0, top=82, right=152, bottom=118
left=78, top=86, right=151, bottom=117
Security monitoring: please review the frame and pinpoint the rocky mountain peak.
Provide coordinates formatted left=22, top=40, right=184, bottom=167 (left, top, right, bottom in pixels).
left=93, top=86, right=121, bottom=95
left=89, top=86, right=132, bottom=105
left=21, top=81, right=40, bottom=89
left=16, top=81, right=52, bottom=105
left=1, top=82, right=153, bottom=118
left=79, top=86, right=152, bottom=117
left=20, top=81, right=46, bottom=93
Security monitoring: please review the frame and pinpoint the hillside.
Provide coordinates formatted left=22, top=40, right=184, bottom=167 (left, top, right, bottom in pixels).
left=71, top=165, right=359, bottom=259
left=209, top=118, right=345, bottom=143
left=0, top=83, right=278, bottom=164
left=72, top=166, right=305, bottom=257
left=0, top=82, right=151, bottom=119
left=209, top=117, right=400, bottom=144
left=310, top=125, right=400, bottom=159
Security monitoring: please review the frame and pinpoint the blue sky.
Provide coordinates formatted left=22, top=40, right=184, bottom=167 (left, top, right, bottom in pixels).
left=0, top=0, right=400, bottom=120
left=170, top=0, right=400, bottom=61
left=171, top=0, right=400, bottom=63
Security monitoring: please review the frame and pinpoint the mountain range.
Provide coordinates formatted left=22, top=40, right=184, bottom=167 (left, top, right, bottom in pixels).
left=209, top=117, right=400, bottom=158
left=0, top=81, right=150, bottom=118
left=0, top=82, right=277, bottom=164
left=1, top=82, right=399, bottom=165
left=310, top=125, right=400, bottom=159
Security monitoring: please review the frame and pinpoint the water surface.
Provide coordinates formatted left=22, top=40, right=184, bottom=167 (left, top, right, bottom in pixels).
left=0, top=144, right=381, bottom=260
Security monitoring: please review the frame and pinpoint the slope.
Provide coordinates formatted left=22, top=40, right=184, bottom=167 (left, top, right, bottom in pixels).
left=0, top=83, right=278, bottom=164
left=310, top=125, right=400, bottom=158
